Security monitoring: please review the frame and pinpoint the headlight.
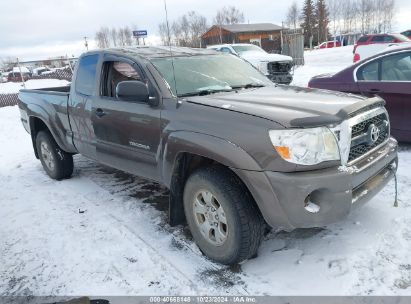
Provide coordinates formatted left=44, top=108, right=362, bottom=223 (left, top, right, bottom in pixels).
left=269, top=127, right=340, bottom=165
left=258, top=62, right=269, bottom=75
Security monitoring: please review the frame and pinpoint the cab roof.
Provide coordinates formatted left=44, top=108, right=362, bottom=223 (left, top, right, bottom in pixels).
left=86, top=46, right=219, bottom=60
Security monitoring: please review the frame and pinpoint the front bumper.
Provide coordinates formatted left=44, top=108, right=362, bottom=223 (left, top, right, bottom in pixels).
left=267, top=73, right=293, bottom=84
left=233, top=138, right=398, bottom=231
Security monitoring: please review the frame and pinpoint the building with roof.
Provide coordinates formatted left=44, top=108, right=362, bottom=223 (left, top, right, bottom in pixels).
left=201, top=23, right=284, bottom=53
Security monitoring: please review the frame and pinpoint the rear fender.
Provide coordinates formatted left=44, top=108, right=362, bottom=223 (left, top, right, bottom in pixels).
left=27, top=103, right=74, bottom=155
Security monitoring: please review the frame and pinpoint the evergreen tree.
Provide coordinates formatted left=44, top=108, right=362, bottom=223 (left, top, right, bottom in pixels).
left=300, top=0, right=316, bottom=48
left=316, top=0, right=329, bottom=44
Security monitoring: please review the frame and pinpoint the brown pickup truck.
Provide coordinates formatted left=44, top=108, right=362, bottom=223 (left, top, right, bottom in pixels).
left=18, top=47, right=398, bottom=265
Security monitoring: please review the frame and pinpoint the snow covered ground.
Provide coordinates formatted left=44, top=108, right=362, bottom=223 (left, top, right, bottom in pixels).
left=1, top=46, right=411, bottom=296
left=291, top=46, right=354, bottom=87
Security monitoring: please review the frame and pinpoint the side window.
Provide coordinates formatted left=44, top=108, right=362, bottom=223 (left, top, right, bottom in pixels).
left=357, top=60, right=379, bottom=81
left=75, top=54, right=99, bottom=95
left=381, top=52, right=411, bottom=81
left=357, top=36, right=369, bottom=43
left=101, top=61, right=143, bottom=98
left=383, top=36, right=395, bottom=42
left=371, top=36, right=384, bottom=42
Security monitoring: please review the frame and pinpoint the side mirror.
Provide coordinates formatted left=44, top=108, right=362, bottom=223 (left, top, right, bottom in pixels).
left=116, top=81, right=149, bottom=103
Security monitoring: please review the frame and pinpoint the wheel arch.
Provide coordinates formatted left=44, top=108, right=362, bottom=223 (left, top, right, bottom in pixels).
left=163, top=131, right=264, bottom=226
left=26, top=103, right=75, bottom=158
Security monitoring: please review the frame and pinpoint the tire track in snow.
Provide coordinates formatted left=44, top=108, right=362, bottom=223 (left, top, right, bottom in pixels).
left=73, top=156, right=249, bottom=295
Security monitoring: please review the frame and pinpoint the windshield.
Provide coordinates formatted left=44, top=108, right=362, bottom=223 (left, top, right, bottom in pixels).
left=231, top=45, right=265, bottom=55
left=151, top=54, right=272, bottom=97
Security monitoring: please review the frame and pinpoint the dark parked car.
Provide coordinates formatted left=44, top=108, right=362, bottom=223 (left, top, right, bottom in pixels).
left=309, top=46, right=411, bottom=142
left=18, top=47, right=397, bottom=264
left=8, top=71, right=30, bottom=82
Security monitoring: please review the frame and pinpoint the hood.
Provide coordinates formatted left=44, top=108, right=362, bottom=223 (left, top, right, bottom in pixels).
left=240, top=51, right=293, bottom=63
left=186, top=85, right=383, bottom=128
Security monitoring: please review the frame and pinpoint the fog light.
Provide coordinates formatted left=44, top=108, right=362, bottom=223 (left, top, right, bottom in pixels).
left=304, top=195, right=320, bottom=213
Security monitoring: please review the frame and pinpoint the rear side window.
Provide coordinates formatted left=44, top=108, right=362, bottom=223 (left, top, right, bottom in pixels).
left=75, top=54, right=99, bottom=95
left=381, top=52, right=411, bottom=81
left=357, top=36, right=369, bottom=43
left=357, top=61, right=379, bottom=81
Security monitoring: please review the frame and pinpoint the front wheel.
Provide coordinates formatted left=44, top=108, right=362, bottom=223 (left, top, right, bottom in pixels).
left=36, top=130, right=73, bottom=180
left=183, top=166, right=264, bottom=265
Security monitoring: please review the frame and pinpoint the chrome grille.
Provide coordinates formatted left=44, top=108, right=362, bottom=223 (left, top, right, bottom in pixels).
left=267, top=61, right=292, bottom=74
left=351, top=113, right=386, bottom=138
left=348, top=111, right=389, bottom=163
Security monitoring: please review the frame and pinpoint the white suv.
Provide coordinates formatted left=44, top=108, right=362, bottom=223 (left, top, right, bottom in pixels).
left=207, top=43, right=293, bottom=84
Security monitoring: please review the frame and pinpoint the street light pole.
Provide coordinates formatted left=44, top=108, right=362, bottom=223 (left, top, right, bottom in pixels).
left=84, top=36, right=89, bottom=51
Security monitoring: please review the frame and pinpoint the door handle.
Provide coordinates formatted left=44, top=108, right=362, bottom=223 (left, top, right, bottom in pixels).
left=369, top=88, right=381, bottom=93
left=95, top=108, right=107, bottom=118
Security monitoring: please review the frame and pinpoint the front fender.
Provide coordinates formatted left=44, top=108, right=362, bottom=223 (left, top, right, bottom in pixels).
left=162, top=131, right=262, bottom=188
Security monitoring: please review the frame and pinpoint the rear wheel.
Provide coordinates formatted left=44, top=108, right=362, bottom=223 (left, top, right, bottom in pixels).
left=36, top=131, right=73, bottom=180
left=183, top=166, right=264, bottom=265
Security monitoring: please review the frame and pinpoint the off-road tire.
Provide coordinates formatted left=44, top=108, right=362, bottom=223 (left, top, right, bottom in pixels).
left=36, top=130, right=73, bottom=180
left=183, top=166, right=265, bottom=265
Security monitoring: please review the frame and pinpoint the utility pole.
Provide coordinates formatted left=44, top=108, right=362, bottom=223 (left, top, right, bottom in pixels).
left=84, top=36, right=89, bottom=51
left=16, top=57, right=26, bottom=89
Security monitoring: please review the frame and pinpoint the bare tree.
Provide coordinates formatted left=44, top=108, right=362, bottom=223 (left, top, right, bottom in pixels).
left=0, top=57, right=16, bottom=70
left=159, top=11, right=208, bottom=47
left=123, top=26, right=133, bottom=46
left=342, top=0, right=354, bottom=33
left=117, top=28, right=126, bottom=46
left=327, top=0, right=342, bottom=38
left=316, top=0, right=329, bottom=43
left=213, top=6, right=245, bottom=25
left=95, top=27, right=110, bottom=48
left=158, top=22, right=170, bottom=45
left=286, top=2, right=299, bottom=29
left=212, top=6, right=244, bottom=43
left=187, top=11, right=207, bottom=47
left=381, top=0, right=395, bottom=32
left=110, top=28, right=118, bottom=47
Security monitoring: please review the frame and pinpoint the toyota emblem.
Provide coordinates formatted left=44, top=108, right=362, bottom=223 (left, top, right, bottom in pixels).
left=368, top=124, right=380, bottom=145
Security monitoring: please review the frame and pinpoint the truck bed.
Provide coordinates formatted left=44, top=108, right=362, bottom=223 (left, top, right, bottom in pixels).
left=18, top=85, right=76, bottom=154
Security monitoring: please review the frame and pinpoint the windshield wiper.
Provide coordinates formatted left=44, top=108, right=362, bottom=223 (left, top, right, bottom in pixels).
left=178, top=84, right=265, bottom=97
left=178, top=89, right=233, bottom=97
left=231, top=83, right=266, bottom=89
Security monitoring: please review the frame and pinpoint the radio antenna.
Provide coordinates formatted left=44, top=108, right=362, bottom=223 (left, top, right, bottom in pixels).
left=163, top=0, right=179, bottom=99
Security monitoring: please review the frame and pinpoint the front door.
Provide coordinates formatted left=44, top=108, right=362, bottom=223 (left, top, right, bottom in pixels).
left=91, top=55, right=162, bottom=181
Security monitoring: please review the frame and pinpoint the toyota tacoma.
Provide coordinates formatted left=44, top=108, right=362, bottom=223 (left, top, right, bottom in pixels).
left=18, top=47, right=398, bottom=265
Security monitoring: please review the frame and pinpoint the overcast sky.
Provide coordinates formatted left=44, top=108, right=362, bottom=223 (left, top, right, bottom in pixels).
left=0, top=0, right=410, bottom=61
